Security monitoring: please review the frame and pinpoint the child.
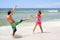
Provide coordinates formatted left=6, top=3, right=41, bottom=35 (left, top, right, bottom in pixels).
left=31, top=10, right=45, bottom=33
left=5, top=5, right=30, bottom=36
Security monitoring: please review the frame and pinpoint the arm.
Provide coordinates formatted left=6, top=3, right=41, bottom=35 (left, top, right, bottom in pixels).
left=10, top=5, right=17, bottom=16
left=41, top=14, right=46, bottom=16
left=11, top=5, right=17, bottom=12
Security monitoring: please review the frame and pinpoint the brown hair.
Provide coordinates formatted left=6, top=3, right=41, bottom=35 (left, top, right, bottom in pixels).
left=8, top=11, right=11, bottom=15
left=38, top=11, right=41, bottom=14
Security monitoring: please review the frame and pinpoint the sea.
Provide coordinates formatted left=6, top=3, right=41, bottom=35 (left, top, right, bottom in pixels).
left=0, top=8, right=60, bottom=26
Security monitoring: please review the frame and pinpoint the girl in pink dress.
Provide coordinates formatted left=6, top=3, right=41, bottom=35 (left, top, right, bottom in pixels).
left=33, top=10, right=44, bottom=32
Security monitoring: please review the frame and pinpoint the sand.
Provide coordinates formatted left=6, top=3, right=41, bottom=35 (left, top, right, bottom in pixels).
left=0, top=20, right=60, bottom=40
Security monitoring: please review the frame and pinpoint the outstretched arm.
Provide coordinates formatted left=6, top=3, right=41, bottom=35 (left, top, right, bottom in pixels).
left=11, top=5, right=17, bottom=12
left=41, top=14, right=46, bottom=16
left=10, top=5, right=17, bottom=16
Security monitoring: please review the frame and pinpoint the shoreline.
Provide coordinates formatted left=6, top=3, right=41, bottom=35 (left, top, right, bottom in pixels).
left=1, top=20, right=60, bottom=27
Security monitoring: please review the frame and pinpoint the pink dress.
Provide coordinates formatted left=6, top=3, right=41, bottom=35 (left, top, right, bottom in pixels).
left=36, top=15, right=41, bottom=25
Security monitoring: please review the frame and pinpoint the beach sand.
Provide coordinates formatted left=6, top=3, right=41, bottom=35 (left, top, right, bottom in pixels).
left=0, top=20, right=60, bottom=40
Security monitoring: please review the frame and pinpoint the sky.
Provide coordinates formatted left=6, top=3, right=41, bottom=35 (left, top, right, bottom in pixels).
left=0, top=0, right=60, bottom=8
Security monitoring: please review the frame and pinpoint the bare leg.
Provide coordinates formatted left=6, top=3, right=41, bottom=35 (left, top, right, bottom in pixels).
left=33, top=24, right=37, bottom=32
left=16, top=18, right=30, bottom=25
left=39, top=25, right=43, bottom=33
left=23, top=18, right=30, bottom=21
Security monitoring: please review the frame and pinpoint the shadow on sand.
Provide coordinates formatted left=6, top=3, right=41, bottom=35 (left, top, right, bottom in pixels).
left=13, top=35, right=23, bottom=38
left=34, top=32, right=51, bottom=34
left=13, top=32, right=51, bottom=38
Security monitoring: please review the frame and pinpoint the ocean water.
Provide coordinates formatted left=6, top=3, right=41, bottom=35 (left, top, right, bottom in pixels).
left=0, top=8, right=60, bottom=26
